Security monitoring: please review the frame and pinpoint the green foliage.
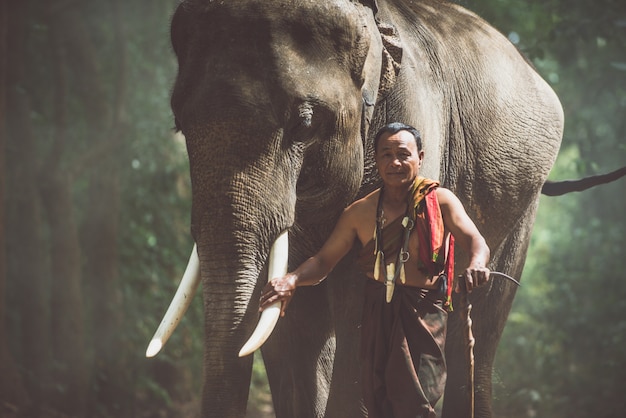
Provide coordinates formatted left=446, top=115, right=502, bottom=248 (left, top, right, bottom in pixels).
left=457, top=1, right=626, bottom=417
left=5, top=0, right=205, bottom=416
left=108, top=1, right=206, bottom=413
left=248, top=353, right=274, bottom=417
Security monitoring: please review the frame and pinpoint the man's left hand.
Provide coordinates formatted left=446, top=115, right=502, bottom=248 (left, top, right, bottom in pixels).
left=456, top=266, right=490, bottom=293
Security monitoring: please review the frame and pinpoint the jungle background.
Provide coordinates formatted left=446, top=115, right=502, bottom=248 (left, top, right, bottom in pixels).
left=0, top=0, right=624, bottom=417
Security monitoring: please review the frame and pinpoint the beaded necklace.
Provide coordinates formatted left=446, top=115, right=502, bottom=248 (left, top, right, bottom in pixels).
left=373, top=186, right=415, bottom=302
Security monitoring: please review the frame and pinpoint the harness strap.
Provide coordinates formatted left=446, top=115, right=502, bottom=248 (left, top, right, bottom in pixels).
left=375, top=187, right=415, bottom=303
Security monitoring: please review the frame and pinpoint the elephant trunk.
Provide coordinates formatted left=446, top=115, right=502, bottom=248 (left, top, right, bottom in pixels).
left=179, top=121, right=300, bottom=416
left=146, top=231, right=288, bottom=359
left=196, top=228, right=279, bottom=418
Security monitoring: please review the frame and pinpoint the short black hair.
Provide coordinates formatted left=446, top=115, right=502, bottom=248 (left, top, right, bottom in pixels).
left=373, top=122, right=422, bottom=152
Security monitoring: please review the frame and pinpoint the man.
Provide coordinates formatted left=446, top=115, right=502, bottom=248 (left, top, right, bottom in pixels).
left=260, top=122, right=490, bottom=418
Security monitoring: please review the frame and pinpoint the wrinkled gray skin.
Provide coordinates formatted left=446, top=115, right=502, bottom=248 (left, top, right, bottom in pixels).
left=169, top=0, right=563, bottom=417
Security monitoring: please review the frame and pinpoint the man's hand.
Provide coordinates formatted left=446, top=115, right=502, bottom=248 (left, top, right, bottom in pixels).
left=456, top=265, right=490, bottom=293
left=259, top=274, right=297, bottom=317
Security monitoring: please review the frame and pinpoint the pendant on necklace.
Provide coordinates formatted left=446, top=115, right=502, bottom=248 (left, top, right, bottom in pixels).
left=399, top=263, right=406, bottom=284
left=374, top=251, right=383, bottom=281
left=386, top=263, right=395, bottom=303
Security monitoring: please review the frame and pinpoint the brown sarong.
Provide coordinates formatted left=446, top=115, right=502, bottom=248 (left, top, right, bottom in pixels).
left=360, top=279, right=447, bottom=418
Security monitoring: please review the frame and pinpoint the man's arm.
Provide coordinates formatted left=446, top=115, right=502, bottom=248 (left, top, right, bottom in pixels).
left=259, top=206, right=359, bottom=315
left=437, top=188, right=491, bottom=293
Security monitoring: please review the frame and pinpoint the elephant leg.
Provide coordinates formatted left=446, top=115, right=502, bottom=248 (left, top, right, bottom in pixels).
left=262, top=282, right=335, bottom=418
left=443, top=202, right=538, bottom=418
left=325, top=254, right=367, bottom=418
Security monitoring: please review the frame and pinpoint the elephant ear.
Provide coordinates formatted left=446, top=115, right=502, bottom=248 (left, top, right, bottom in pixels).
left=376, top=20, right=403, bottom=101
left=357, top=0, right=378, bottom=14
left=356, top=0, right=402, bottom=100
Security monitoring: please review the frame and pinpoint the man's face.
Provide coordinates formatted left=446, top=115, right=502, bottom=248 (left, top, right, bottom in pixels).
left=375, top=130, right=424, bottom=188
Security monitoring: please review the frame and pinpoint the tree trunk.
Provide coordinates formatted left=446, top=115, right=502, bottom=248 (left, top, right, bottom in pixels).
left=39, top=172, right=88, bottom=417
left=5, top=1, right=53, bottom=413
left=72, top=1, right=129, bottom=413
left=0, top=0, right=28, bottom=413
left=37, top=13, right=89, bottom=408
left=6, top=66, right=51, bottom=418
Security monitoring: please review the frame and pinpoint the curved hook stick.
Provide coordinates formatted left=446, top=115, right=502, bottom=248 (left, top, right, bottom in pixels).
left=489, top=271, right=521, bottom=287
left=458, top=277, right=475, bottom=418
left=146, top=244, right=201, bottom=358
left=458, top=271, right=520, bottom=418
left=239, top=230, right=289, bottom=357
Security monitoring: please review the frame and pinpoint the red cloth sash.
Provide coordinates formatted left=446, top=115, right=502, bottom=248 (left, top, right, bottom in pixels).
left=411, top=178, right=455, bottom=309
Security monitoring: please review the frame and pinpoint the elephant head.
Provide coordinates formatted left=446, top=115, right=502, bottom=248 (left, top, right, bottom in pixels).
left=155, top=0, right=390, bottom=416
left=149, top=0, right=566, bottom=417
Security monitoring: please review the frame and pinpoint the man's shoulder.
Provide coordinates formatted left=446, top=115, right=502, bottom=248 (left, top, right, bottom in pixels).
left=344, top=189, right=378, bottom=219
left=349, top=189, right=379, bottom=208
left=435, top=187, right=463, bottom=208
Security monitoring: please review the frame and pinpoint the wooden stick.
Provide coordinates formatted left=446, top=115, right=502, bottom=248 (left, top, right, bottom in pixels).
left=457, top=271, right=519, bottom=417
left=459, top=278, right=475, bottom=418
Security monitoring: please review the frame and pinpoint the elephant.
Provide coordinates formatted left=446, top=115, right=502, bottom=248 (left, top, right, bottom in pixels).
left=150, top=0, right=567, bottom=417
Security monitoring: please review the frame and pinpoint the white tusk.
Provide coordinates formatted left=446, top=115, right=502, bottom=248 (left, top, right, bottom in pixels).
left=146, top=244, right=201, bottom=358
left=238, top=230, right=289, bottom=357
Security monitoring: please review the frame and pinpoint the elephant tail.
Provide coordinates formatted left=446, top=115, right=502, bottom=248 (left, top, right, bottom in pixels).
left=541, top=165, right=626, bottom=196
